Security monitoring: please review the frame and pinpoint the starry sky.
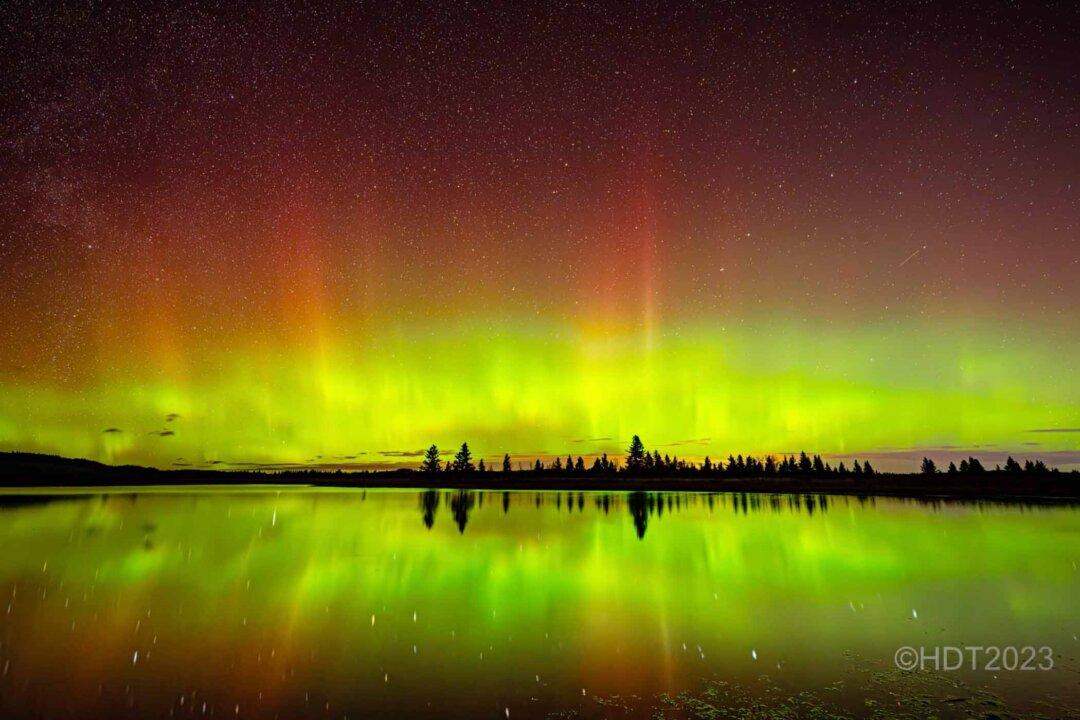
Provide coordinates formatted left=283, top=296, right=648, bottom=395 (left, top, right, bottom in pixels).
left=0, top=0, right=1077, bottom=470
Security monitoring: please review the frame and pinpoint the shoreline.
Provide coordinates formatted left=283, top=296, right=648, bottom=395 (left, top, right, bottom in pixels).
left=0, top=452, right=1076, bottom=503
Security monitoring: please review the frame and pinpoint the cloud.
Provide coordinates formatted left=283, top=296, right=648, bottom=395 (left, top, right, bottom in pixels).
left=165, top=413, right=181, bottom=423
left=215, top=460, right=416, bottom=472
left=377, top=449, right=426, bottom=457
left=149, top=429, right=175, bottom=437
left=101, top=427, right=123, bottom=434
left=1026, top=428, right=1080, bottom=433
left=569, top=437, right=613, bottom=443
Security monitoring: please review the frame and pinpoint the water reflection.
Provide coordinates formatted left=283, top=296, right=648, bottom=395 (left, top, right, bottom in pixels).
left=0, top=488, right=1076, bottom=719
left=628, top=491, right=649, bottom=538
left=419, top=489, right=439, bottom=529
left=450, top=490, right=474, bottom=533
left=411, top=489, right=1071, bottom=537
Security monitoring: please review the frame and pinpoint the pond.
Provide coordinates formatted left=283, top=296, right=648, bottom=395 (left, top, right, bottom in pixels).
left=0, top=488, right=1077, bottom=718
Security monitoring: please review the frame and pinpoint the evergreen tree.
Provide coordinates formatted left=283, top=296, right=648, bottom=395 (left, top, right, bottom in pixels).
left=502, top=453, right=512, bottom=473
left=852, top=459, right=863, bottom=475
left=575, top=456, right=586, bottom=472
left=420, top=444, right=441, bottom=474
left=798, top=451, right=812, bottom=473
left=553, top=456, right=562, bottom=471
left=478, top=458, right=486, bottom=472
left=566, top=454, right=575, bottom=472
left=1004, top=456, right=1022, bottom=473
left=947, top=461, right=958, bottom=474
left=920, top=457, right=937, bottom=474
left=625, top=435, right=647, bottom=472
left=534, top=459, right=543, bottom=472
left=764, top=455, right=777, bottom=475
left=702, top=456, right=713, bottom=473
left=863, top=460, right=876, bottom=476
left=452, top=442, right=475, bottom=472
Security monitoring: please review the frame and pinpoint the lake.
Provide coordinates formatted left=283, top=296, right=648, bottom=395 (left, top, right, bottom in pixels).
left=0, top=488, right=1077, bottom=718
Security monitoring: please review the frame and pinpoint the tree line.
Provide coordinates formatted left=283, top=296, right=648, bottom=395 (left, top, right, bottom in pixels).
left=919, top=455, right=1053, bottom=475
left=418, top=436, right=1067, bottom=478
left=419, top=436, right=881, bottom=478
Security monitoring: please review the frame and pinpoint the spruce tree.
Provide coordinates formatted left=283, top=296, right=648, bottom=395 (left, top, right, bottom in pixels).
left=452, top=442, right=475, bottom=472
left=420, top=445, right=441, bottom=474
left=625, top=435, right=647, bottom=473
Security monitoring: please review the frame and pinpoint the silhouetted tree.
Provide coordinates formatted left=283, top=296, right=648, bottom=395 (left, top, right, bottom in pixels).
left=798, top=452, right=812, bottom=473
left=566, top=454, right=574, bottom=473
left=1004, top=456, right=1022, bottom=473
left=553, top=456, right=563, bottom=472
left=862, top=460, right=875, bottom=476
left=534, top=459, right=543, bottom=472
left=452, top=442, right=475, bottom=472
left=478, top=458, right=486, bottom=472
left=626, top=435, right=647, bottom=473
left=947, top=461, right=958, bottom=474
left=575, top=456, right=585, bottom=472
left=420, top=445, right=441, bottom=474
left=852, top=459, right=863, bottom=475
left=502, top=453, right=512, bottom=473
left=920, top=457, right=937, bottom=475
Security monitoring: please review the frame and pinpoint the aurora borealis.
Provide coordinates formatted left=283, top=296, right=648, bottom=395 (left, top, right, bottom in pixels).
left=1, top=1, right=1077, bottom=470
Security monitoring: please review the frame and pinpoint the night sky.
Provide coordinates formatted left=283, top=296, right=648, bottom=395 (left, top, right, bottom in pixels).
left=1, top=1, right=1077, bottom=470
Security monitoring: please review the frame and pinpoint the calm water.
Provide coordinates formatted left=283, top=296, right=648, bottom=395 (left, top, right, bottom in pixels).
left=0, top=488, right=1077, bottom=719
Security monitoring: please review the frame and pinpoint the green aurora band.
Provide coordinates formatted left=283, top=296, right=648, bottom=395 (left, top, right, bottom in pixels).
left=1, top=317, right=1077, bottom=470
